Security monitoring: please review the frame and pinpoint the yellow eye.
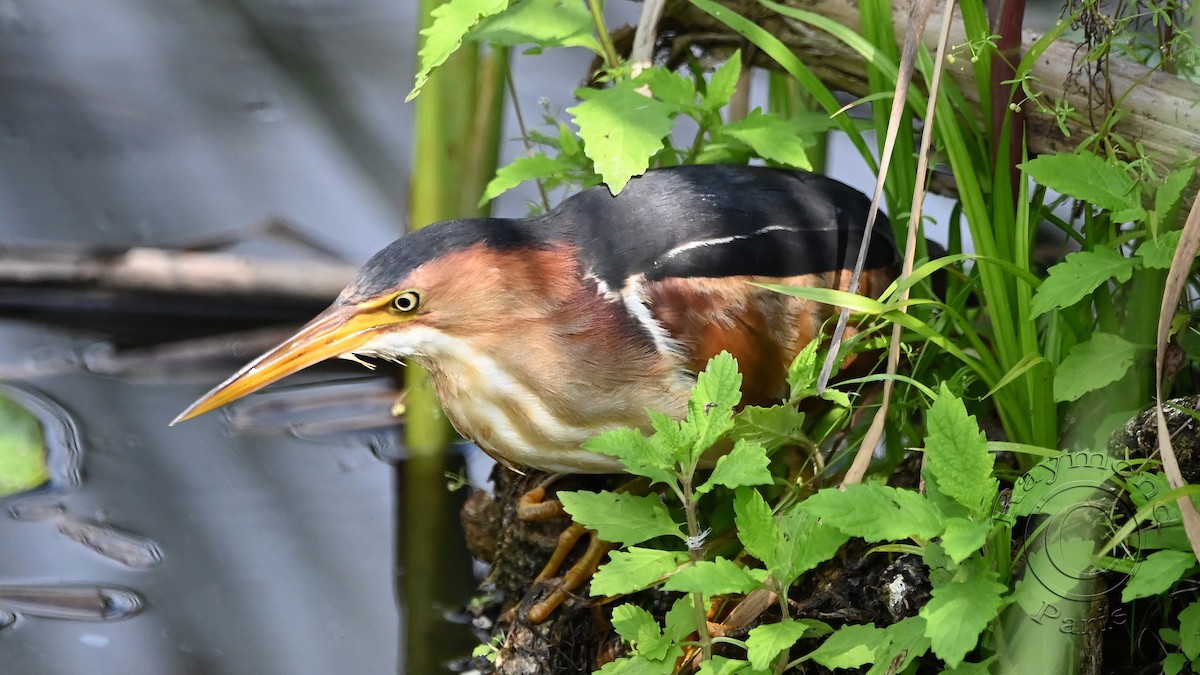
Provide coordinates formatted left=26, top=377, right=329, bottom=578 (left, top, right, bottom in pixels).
left=391, top=290, right=422, bottom=313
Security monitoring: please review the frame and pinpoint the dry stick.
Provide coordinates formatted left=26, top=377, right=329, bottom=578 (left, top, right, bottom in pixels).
left=1153, top=183, right=1200, bottom=562
left=842, top=0, right=957, bottom=486
left=815, top=0, right=936, bottom=393
left=0, top=245, right=354, bottom=300
left=630, top=0, right=668, bottom=76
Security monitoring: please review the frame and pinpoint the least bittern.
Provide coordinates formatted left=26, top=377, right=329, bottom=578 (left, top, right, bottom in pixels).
left=173, top=164, right=896, bottom=616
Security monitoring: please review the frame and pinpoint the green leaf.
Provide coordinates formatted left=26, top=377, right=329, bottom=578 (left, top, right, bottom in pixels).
left=940, top=518, right=992, bottom=564
left=806, top=623, right=887, bottom=669
left=584, top=427, right=676, bottom=486
left=568, top=82, right=677, bottom=194
left=663, top=557, right=765, bottom=594
left=611, top=604, right=660, bottom=645
left=940, top=660, right=994, bottom=675
left=720, top=109, right=812, bottom=170
left=682, top=352, right=742, bottom=463
left=1180, top=600, right=1200, bottom=660
left=746, top=620, right=808, bottom=670
left=1136, top=230, right=1184, bottom=269
left=1053, top=332, right=1142, bottom=402
left=595, top=654, right=676, bottom=675
left=1029, top=248, right=1138, bottom=317
left=639, top=67, right=699, bottom=112
left=1019, top=152, right=1145, bottom=221
left=468, top=0, right=600, bottom=51
left=697, top=439, right=772, bottom=494
left=697, top=656, right=753, bottom=675
left=663, top=596, right=698, bottom=642
left=919, top=569, right=1007, bottom=667
left=734, top=487, right=780, bottom=567
left=801, top=483, right=944, bottom=542
left=408, top=0, right=510, bottom=100
left=787, top=340, right=821, bottom=398
left=923, top=384, right=997, bottom=518
left=733, top=489, right=848, bottom=586
left=866, top=616, right=930, bottom=675
left=1154, top=165, right=1195, bottom=219
left=0, top=393, right=49, bottom=498
left=1121, top=549, right=1198, bottom=602
left=731, top=405, right=807, bottom=452
left=703, top=51, right=742, bottom=113
left=774, top=507, right=850, bottom=586
left=480, top=154, right=570, bottom=205
left=592, top=547, right=688, bottom=595
left=558, top=491, right=682, bottom=545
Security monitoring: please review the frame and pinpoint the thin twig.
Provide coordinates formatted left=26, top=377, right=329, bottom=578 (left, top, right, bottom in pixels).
left=586, top=0, right=621, bottom=70
left=630, top=0, right=668, bottom=76
left=1153, top=179, right=1200, bottom=562
left=502, top=59, right=551, bottom=211
left=843, top=0, right=957, bottom=485
left=816, top=0, right=937, bottom=393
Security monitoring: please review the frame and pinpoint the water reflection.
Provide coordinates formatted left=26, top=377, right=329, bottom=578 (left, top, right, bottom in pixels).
left=0, top=584, right=144, bottom=622
left=10, top=502, right=163, bottom=569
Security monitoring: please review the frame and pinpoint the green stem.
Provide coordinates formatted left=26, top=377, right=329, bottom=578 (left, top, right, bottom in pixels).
left=586, top=0, right=621, bottom=70
left=679, top=474, right=713, bottom=660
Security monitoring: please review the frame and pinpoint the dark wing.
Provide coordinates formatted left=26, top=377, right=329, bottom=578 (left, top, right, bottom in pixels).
left=548, top=164, right=897, bottom=288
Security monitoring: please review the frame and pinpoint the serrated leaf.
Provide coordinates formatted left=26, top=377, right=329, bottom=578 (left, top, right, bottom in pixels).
left=1136, top=230, right=1184, bottom=269
left=775, top=507, right=850, bottom=586
left=1019, top=152, right=1143, bottom=218
left=592, top=547, right=688, bottom=595
left=408, top=0, right=510, bottom=100
left=697, top=439, right=772, bottom=494
left=559, top=490, right=682, bottom=545
left=787, top=340, right=821, bottom=398
left=480, top=154, right=570, bottom=205
left=866, top=616, right=930, bottom=675
left=731, top=405, right=807, bottom=452
left=720, top=109, right=812, bottom=170
left=1030, top=248, right=1137, bottom=317
left=940, top=518, right=992, bottom=563
left=595, top=654, right=676, bottom=675
left=568, top=82, right=676, bottom=194
left=663, top=557, right=765, bottom=594
left=923, top=385, right=997, bottom=518
left=1053, top=332, right=1142, bottom=402
left=806, top=623, right=887, bottom=669
left=697, top=656, right=753, bottom=675
left=746, top=620, right=808, bottom=670
left=1121, top=549, right=1198, bottom=602
left=734, top=487, right=782, bottom=568
left=941, top=660, right=993, bottom=675
left=663, top=596, right=698, bottom=642
left=1155, top=166, right=1195, bottom=219
left=801, top=484, right=944, bottom=542
left=703, top=51, right=742, bottom=113
left=611, top=604, right=660, bottom=644
left=469, top=0, right=600, bottom=51
left=584, top=427, right=676, bottom=486
left=639, top=67, right=699, bottom=111
left=1180, top=600, right=1200, bottom=660
left=919, top=570, right=1007, bottom=667
left=683, top=352, right=742, bottom=463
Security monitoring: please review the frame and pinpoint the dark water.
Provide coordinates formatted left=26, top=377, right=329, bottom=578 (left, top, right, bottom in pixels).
left=0, top=0, right=623, bottom=672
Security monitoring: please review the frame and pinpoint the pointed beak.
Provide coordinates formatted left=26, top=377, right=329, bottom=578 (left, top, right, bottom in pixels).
left=171, top=304, right=391, bottom=425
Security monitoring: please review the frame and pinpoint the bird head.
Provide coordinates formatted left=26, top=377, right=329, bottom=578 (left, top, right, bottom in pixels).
left=171, top=218, right=562, bottom=425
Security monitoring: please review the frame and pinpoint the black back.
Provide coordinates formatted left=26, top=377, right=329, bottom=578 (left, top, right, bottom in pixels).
left=344, top=165, right=896, bottom=301
left=548, top=165, right=896, bottom=288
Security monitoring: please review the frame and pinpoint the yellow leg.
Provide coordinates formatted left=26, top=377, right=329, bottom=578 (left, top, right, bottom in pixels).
left=527, top=528, right=613, bottom=624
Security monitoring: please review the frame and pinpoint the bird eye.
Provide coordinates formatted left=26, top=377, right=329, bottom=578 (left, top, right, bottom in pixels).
left=391, top=290, right=422, bottom=313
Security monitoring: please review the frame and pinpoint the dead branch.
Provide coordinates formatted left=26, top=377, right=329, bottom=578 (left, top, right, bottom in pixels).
left=0, top=244, right=357, bottom=300
left=663, top=0, right=1200, bottom=167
